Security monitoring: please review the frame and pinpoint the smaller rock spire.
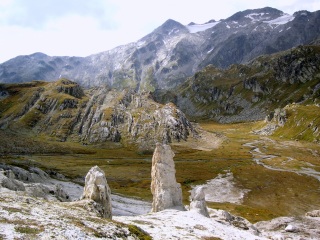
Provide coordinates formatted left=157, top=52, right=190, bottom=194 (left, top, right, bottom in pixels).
left=190, top=186, right=210, bottom=217
left=81, top=166, right=112, bottom=218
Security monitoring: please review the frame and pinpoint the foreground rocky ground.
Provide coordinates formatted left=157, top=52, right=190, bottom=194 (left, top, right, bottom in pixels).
left=1, top=163, right=320, bottom=240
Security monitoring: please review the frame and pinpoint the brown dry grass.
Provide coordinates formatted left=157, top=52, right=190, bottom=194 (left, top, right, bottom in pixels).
left=1, top=121, right=320, bottom=223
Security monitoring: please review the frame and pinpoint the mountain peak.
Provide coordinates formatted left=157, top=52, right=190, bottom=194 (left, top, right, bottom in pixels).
left=153, top=19, right=188, bottom=35
left=30, top=52, right=48, bottom=58
left=226, top=7, right=283, bottom=22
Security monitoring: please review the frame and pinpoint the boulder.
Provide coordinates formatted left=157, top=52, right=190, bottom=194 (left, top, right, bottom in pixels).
left=151, top=143, right=185, bottom=212
left=81, top=166, right=112, bottom=218
left=285, top=224, right=299, bottom=233
left=306, top=210, right=320, bottom=217
left=0, top=170, right=25, bottom=191
left=190, top=186, right=209, bottom=217
left=55, top=184, right=70, bottom=202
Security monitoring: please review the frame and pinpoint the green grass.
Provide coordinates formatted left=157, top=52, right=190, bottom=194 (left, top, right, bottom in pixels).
left=128, top=224, right=152, bottom=240
left=14, top=225, right=42, bottom=235
left=272, top=104, right=320, bottom=142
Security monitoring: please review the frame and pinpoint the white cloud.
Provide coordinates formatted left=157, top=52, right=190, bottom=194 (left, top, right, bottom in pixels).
left=0, top=14, right=136, bottom=61
left=0, top=0, right=319, bottom=63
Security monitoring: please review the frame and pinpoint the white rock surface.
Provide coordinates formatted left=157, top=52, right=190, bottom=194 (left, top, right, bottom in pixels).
left=255, top=216, right=320, bottom=239
left=285, top=224, right=299, bottom=232
left=151, top=143, right=185, bottom=212
left=115, top=209, right=264, bottom=240
left=1, top=164, right=320, bottom=240
left=81, top=165, right=112, bottom=219
left=0, top=188, right=142, bottom=240
left=0, top=170, right=25, bottom=191
left=190, top=186, right=209, bottom=217
left=194, top=171, right=250, bottom=204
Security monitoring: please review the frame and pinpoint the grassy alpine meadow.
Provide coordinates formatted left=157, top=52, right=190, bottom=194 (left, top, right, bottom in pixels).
left=1, top=120, right=320, bottom=223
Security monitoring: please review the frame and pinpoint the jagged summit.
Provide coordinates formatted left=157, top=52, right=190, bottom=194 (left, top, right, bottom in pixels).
left=152, top=19, right=188, bottom=36
left=226, top=7, right=283, bottom=22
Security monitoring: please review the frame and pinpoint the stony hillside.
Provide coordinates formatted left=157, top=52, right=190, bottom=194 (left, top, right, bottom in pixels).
left=0, top=8, right=319, bottom=89
left=254, top=104, right=320, bottom=143
left=153, top=44, right=320, bottom=123
left=0, top=79, right=197, bottom=151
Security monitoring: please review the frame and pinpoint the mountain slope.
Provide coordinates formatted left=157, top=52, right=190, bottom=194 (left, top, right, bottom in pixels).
left=1, top=7, right=320, bottom=89
left=0, top=79, right=198, bottom=151
left=153, top=44, right=320, bottom=123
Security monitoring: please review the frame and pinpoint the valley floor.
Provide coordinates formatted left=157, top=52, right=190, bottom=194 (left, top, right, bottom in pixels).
left=1, top=166, right=319, bottom=240
left=1, top=121, right=320, bottom=239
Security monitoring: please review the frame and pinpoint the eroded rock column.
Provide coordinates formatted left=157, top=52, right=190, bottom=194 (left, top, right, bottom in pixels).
left=81, top=166, right=112, bottom=218
left=151, top=143, right=185, bottom=212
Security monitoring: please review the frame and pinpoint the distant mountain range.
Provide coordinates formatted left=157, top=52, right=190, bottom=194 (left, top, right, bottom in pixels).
left=1, top=7, right=320, bottom=89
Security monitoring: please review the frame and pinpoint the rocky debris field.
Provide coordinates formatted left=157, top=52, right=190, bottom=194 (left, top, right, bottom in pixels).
left=1, top=157, right=320, bottom=239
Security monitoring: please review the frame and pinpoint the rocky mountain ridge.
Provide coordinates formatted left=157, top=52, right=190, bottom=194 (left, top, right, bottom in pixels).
left=1, top=7, right=320, bottom=90
left=0, top=79, right=198, bottom=151
left=1, top=43, right=319, bottom=146
left=152, top=44, right=320, bottom=123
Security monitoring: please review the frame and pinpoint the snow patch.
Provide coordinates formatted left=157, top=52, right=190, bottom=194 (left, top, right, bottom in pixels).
left=186, top=21, right=220, bottom=33
left=264, top=14, right=295, bottom=25
left=136, top=40, right=146, bottom=48
left=207, top=48, right=214, bottom=54
left=245, top=13, right=269, bottom=22
left=168, top=28, right=180, bottom=35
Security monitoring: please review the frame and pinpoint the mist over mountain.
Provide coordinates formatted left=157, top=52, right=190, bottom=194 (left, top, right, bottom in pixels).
left=1, top=7, right=320, bottom=90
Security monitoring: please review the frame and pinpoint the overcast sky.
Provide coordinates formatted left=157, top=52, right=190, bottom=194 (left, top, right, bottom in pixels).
left=0, top=0, right=319, bottom=63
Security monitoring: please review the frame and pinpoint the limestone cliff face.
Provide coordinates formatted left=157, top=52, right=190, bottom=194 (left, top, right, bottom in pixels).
left=0, top=79, right=197, bottom=150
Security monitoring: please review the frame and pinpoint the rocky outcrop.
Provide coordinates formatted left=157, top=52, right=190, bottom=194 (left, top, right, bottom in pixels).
left=253, top=108, right=287, bottom=135
left=209, top=209, right=256, bottom=232
left=55, top=78, right=84, bottom=98
left=150, top=143, right=185, bottom=212
left=0, top=164, right=71, bottom=201
left=306, top=209, right=320, bottom=217
left=0, top=164, right=49, bottom=183
left=266, top=108, right=287, bottom=126
left=0, top=186, right=150, bottom=239
left=81, top=166, right=112, bottom=219
left=77, top=89, right=197, bottom=149
left=0, top=169, right=25, bottom=191
left=173, top=44, right=320, bottom=123
left=255, top=215, right=320, bottom=239
left=189, top=186, right=209, bottom=217
left=0, top=80, right=198, bottom=147
left=254, top=104, right=320, bottom=143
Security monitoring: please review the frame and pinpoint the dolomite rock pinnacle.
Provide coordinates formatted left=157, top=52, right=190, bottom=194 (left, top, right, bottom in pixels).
left=151, top=143, right=185, bottom=212
left=190, top=186, right=210, bottom=217
left=81, top=166, right=112, bottom=218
